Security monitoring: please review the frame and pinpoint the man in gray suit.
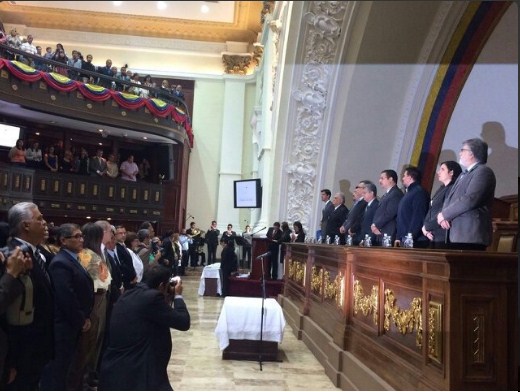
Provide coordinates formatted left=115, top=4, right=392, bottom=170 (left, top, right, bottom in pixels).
left=437, top=138, right=496, bottom=250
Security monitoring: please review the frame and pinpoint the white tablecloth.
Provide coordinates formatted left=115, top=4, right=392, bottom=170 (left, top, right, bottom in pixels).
left=198, top=263, right=222, bottom=296
left=214, top=296, right=286, bottom=350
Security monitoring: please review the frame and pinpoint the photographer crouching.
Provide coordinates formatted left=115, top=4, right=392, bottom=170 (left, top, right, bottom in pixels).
left=98, top=265, right=190, bottom=391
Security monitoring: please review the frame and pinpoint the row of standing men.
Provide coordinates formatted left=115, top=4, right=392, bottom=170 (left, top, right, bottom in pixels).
left=320, top=137, right=496, bottom=251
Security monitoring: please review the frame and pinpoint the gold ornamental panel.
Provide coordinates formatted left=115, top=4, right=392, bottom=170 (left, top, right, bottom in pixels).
left=24, top=175, right=31, bottom=191
left=2, top=172, right=8, bottom=188
left=40, top=178, right=46, bottom=192
left=353, top=280, right=379, bottom=325
left=472, top=313, right=485, bottom=363
left=52, top=180, right=59, bottom=193
left=288, top=258, right=305, bottom=286
left=384, top=289, right=423, bottom=348
left=311, top=266, right=323, bottom=296
left=323, top=270, right=343, bottom=308
left=13, top=174, right=21, bottom=191
left=428, top=301, right=443, bottom=365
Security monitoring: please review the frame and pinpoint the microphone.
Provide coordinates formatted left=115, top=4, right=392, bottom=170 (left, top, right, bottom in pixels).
left=256, top=251, right=271, bottom=259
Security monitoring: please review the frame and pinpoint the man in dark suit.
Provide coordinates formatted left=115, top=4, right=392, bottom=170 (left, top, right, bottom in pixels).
left=325, top=192, right=349, bottom=244
left=41, top=223, right=94, bottom=390
left=340, top=181, right=371, bottom=240
left=5, top=202, right=54, bottom=390
left=319, top=189, right=334, bottom=242
left=114, top=225, right=137, bottom=289
left=0, top=248, right=31, bottom=389
left=437, top=138, right=496, bottom=250
left=205, top=221, right=220, bottom=264
left=99, top=265, right=190, bottom=391
left=396, top=166, right=430, bottom=247
left=266, top=222, right=282, bottom=280
left=371, top=169, right=404, bottom=245
left=356, top=182, right=380, bottom=245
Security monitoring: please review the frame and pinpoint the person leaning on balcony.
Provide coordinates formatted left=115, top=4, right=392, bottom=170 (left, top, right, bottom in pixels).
left=25, top=141, right=43, bottom=168
left=120, top=155, right=139, bottom=181
left=8, top=139, right=26, bottom=166
left=105, top=153, right=119, bottom=179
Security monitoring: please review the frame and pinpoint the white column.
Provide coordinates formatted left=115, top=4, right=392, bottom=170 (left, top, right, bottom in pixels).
left=216, top=78, right=246, bottom=230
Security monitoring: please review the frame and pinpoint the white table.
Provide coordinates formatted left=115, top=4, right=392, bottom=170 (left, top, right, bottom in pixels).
left=214, top=296, right=286, bottom=352
left=198, top=263, right=222, bottom=296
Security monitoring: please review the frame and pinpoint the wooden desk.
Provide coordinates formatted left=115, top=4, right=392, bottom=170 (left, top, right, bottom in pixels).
left=214, top=296, right=286, bottom=361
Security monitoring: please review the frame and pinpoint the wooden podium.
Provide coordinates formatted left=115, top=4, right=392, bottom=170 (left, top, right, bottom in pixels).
left=250, top=237, right=270, bottom=280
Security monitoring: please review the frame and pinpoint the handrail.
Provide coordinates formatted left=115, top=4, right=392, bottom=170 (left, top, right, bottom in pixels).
left=0, top=43, right=191, bottom=118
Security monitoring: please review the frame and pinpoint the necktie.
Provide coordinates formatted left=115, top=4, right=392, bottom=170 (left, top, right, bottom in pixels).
left=34, top=248, right=50, bottom=283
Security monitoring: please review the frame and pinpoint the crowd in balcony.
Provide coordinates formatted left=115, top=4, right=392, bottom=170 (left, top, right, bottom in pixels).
left=7, top=138, right=155, bottom=182
left=0, top=27, right=186, bottom=105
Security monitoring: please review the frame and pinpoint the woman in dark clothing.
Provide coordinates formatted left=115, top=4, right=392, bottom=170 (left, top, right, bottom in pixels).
left=291, top=221, right=306, bottom=243
left=422, top=160, right=462, bottom=248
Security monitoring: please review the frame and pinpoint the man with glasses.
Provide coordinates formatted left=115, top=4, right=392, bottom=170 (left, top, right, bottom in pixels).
left=340, top=180, right=372, bottom=239
left=42, top=224, right=93, bottom=390
left=4, top=202, right=54, bottom=389
left=437, top=138, right=496, bottom=250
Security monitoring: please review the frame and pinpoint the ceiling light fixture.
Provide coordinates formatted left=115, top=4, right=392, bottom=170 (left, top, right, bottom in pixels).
left=201, top=4, right=209, bottom=13
left=112, top=1, right=123, bottom=6
left=157, top=1, right=167, bottom=11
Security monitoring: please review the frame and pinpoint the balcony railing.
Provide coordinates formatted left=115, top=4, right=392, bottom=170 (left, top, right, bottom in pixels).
left=0, top=162, right=164, bottom=223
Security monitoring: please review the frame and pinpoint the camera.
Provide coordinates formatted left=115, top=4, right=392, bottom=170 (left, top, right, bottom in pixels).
left=169, top=276, right=180, bottom=287
left=0, top=243, right=31, bottom=259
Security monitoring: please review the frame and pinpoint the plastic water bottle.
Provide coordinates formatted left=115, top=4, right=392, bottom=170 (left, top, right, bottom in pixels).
left=346, top=234, right=353, bottom=246
left=364, top=234, right=372, bottom=247
left=334, top=235, right=340, bottom=245
left=382, top=234, right=392, bottom=248
left=403, top=233, right=414, bottom=248
left=317, top=235, right=322, bottom=244
left=325, top=235, right=331, bottom=244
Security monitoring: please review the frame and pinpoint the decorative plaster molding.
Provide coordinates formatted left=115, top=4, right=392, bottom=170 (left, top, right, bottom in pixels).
left=284, top=1, right=347, bottom=226
left=222, top=53, right=254, bottom=75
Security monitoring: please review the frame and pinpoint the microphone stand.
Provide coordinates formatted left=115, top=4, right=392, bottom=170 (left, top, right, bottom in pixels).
left=251, top=226, right=267, bottom=236
left=258, top=253, right=267, bottom=371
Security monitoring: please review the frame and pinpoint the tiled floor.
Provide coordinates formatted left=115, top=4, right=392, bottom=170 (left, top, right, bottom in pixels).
left=167, top=267, right=341, bottom=391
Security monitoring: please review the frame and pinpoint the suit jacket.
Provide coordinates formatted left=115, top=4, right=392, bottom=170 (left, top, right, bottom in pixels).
left=116, top=243, right=137, bottom=288
left=266, top=227, right=282, bottom=258
left=320, top=200, right=334, bottom=236
left=105, top=249, right=123, bottom=305
left=205, top=228, right=220, bottom=247
left=325, top=204, right=349, bottom=243
left=423, top=184, right=453, bottom=244
left=342, top=198, right=368, bottom=235
left=372, top=186, right=403, bottom=241
left=396, top=182, right=430, bottom=243
left=99, top=283, right=190, bottom=391
left=0, top=269, right=24, bottom=380
left=356, top=199, right=380, bottom=245
left=441, top=164, right=496, bottom=246
left=5, top=239, right=54, bottom=384
left=48, top=249, right=94, bottom=337
left=90, top=156, right=107, bottom=174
